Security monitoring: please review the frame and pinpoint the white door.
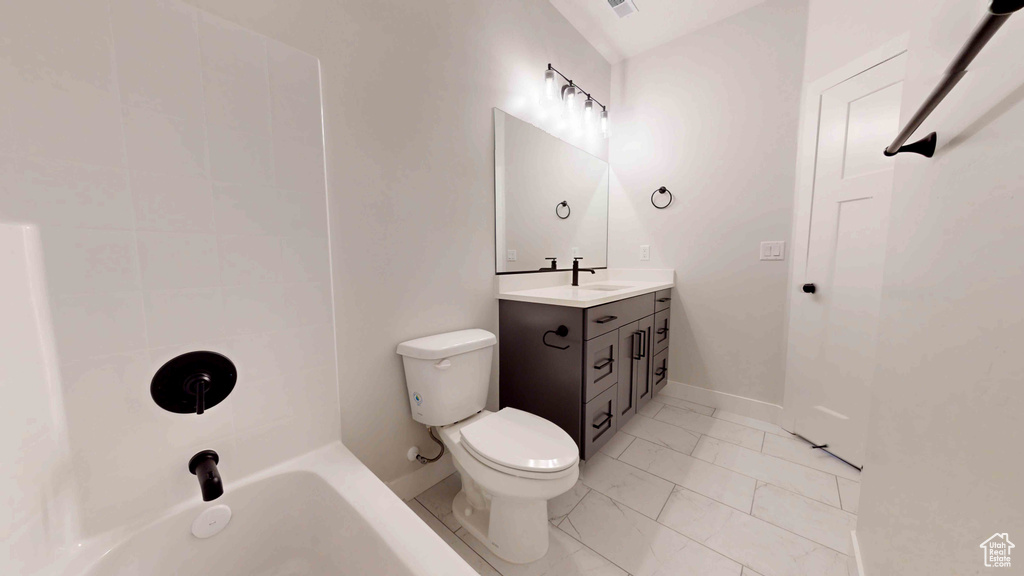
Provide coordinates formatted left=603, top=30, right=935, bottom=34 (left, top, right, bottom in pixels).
left=784, top=53, right=907, bottom=468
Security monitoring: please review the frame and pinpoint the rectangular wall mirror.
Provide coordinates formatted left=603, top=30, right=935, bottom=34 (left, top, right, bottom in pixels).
left=494, top=108, right=609, bottom=274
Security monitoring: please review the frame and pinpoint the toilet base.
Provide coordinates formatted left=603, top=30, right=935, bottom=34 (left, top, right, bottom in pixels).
left=452, top=490, right=549, bottom=564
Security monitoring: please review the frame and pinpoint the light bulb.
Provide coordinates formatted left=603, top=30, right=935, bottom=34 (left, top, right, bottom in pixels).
left=583, top=98, right=595, bottom=130
left=544, top=69, right=557, bottom=102
left=599, top=108, right=609, bottom=138
left=564, top=84, right=578, bottom=119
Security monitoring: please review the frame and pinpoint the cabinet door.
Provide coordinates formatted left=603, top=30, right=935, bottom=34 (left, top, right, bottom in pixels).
left=652, top=348, right=669, bottom=395
left=635, top=314, right=654, bottom=412
left=584, top=329, right=619, bottom=402
left=583, top=383, right=618, bottom=459
left=617, top=321, right=640, bottom=427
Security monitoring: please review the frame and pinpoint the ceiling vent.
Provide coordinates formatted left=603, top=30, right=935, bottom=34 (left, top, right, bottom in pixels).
left=607, top=0, right=639, bottom=18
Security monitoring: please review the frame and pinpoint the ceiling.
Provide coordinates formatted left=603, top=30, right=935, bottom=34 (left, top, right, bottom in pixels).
left=548, top=0, right=766, bottom=63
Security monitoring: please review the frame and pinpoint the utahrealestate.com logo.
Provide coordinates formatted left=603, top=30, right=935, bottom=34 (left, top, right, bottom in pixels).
left=980, top=533, right=1014, bottom=568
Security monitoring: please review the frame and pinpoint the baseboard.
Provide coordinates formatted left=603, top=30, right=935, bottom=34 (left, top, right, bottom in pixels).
left=661, top=380, right=783, bottom=424
left=386, top=453, right=456, bottom=501
left=849, top=530, right=866, bottom=576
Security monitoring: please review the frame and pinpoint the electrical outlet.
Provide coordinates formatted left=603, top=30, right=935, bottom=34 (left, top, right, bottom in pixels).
left=506, top=249, right=517, bottom=262
left=759, top=241, right=785, bottom=261
left=640, top=245, right=650, bottom=261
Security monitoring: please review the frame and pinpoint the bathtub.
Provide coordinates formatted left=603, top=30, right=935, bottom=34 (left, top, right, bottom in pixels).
left=58, top=443, right=476, bottom=576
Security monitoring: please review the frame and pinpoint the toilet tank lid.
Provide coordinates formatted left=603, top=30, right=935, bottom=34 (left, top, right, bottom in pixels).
left=396, top=329, right=496, bottom=360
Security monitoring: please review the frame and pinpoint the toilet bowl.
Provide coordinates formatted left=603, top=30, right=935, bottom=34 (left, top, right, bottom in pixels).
left=397, top=329, right=580, bottom=564
left=440, top=408, right=579, bottom=563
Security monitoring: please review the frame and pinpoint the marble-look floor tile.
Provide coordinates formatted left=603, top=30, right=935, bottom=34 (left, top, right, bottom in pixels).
left=550, top=479, right=590, bottom=525
left=618, top=414, right=700, bottom=455
left=751, top=482, right=857, bottom=554
left=655, top=406, right=764, bottom=451
left=692, top=437, right=841, bottom=507
left=712, top=411, right=789, bottom=437
left=459, top=523, right=626, bottom=576
left=836, top=477, right=860, bottom=515
left=742, top=567, right=766, bottom=576
left=599, top=430, right=636, bottom=459
left=579, top=453, right=673, bottom=518
left=562, top=490, right=741, bottom=576
left=652, top=393, right=717, bottom=416
left=407, top=500, right=500, bottom=576
left=619, top=438, right=756, bottom=512
left=658, top=486, right=849, bottom=576
left=415, top=472, right=462, bottom=532
left=637, top=400, right=663, bottom=418
left=761, top=435, right=862, bottom=481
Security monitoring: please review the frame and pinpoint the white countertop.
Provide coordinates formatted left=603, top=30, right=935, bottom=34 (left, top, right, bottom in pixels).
left=497, top=276, right=674, bottom=308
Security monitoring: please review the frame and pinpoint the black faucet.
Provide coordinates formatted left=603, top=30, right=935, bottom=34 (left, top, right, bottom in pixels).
left=572, top=257, right=596, bottom=287
left=541, top=257, right=558, bottom=270
left=189, top=450, right=223, bottom=501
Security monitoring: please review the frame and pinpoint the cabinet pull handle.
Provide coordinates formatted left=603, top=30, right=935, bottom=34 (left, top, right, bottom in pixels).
left=593, top=358, right=614, bottom=370
left=640, top=329, right=647, bottom=358
left=654, top=367, right=666, bottom=377
left=632, top=331, right=642, bottom=360
left=595, top=315, right=618, bottom=324
left=657, top=297, right=671, bottom=303
left=656, top=327, right=669, bottom=335
left=592, top=412, right=612, bottom=430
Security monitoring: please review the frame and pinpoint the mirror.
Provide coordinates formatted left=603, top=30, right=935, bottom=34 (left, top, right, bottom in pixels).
left=494, top=108, right=609, bottom=274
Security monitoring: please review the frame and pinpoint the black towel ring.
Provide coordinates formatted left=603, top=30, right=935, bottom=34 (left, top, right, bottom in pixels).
left=542, top=325, right=570, bottom=350
left=651, top=187, right=673, bottom=209
left=555, top=201, right=571, bottom=219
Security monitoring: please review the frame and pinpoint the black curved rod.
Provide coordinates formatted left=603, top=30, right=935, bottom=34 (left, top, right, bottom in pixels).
left=555, top=201, right=571, bottom=219
left=651, top=187, right=673, bottom=209
left=884, top=0, right=1023, bottom=157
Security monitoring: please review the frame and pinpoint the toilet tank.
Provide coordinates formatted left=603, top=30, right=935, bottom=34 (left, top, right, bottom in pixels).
left=396, top=329, right=496, bottom=426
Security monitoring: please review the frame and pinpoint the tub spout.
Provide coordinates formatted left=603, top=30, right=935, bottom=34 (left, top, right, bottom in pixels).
left=189, top=450, right=223, bottom=501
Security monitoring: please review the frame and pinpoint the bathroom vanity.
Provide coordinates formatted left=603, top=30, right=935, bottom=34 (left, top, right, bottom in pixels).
left=497, top=281, right=672, bottom=459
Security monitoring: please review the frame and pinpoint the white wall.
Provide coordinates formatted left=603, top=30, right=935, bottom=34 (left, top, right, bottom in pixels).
left=608, top=0, right=808, bottom=405
left=0, top=0, right=337, bottom=537
left=803, top=1, right=1024, bottom=573
left=181, top=0, right=611, bottom=485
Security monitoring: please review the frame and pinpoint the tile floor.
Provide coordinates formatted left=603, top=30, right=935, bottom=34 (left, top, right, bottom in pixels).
left=408, top=393, right=861, bottom=576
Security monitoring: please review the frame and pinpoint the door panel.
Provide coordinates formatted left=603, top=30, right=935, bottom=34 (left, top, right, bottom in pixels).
left=784, top=53, right=906, bottom=468
left=635, top=314, right=654, bottom=411
left=617, top=322, right=639, bottom=427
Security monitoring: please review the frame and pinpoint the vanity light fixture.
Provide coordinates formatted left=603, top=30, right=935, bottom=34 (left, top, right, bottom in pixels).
left=544, top=64, right=608, bottom=137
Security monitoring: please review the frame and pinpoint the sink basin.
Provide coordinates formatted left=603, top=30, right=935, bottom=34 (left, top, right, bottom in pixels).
left=578, top=284, right=633, bottom=292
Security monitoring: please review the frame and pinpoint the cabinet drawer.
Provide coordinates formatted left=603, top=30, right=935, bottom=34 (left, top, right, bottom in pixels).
left=653, top=308, right=670, bottom=354
left=584, top=293, right=655, bottom=340
left=655, top=289, right=672, bottom=312
left=652, top=348, right=669, bottom=394
left=584, top=330, right=619, bottom=402
left=583, top=384, right=617, bottom=459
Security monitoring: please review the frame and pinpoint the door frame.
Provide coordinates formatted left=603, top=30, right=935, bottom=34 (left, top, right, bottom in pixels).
left=779, top=35, right=909, bottom=432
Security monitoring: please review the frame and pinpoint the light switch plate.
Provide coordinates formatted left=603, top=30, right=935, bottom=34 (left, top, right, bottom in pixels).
left=760, top=241, right=785, bottom=261
left=640, top=245, right=650, bottom=261
left=506, top=249, right=517, bottom=262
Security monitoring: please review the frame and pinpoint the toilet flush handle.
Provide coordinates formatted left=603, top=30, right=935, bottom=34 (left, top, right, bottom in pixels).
left=434, top=359, right=452, bottom=370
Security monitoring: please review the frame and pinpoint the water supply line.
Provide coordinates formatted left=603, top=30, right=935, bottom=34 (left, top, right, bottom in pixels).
left=415, top=426, right=445, bottom=464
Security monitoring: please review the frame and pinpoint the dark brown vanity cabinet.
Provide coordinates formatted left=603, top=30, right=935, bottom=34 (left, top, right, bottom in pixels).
left=498, top=288, right=672, bottom=459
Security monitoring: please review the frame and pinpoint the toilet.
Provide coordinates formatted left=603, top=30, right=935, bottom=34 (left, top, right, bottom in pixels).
left=397, top=329, right=579, bottom=564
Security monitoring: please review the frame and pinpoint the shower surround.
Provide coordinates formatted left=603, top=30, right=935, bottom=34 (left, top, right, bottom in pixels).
left=0, top=0, right=339, bottom=554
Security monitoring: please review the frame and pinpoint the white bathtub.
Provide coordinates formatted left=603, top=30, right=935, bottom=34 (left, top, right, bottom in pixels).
left=58, top=443, right=476, bottom=576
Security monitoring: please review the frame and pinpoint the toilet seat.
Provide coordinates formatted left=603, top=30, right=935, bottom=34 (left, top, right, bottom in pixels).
left=459, top=408, right=578, bottom=477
